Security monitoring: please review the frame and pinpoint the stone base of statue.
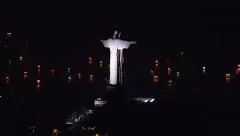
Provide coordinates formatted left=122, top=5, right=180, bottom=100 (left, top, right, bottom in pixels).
left=106, top=84, right=118, bottom=92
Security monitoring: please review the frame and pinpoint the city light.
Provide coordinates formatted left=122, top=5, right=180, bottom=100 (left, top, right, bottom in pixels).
left=153, top=75, right=159, bottom=83
left=51, top=69, right=55, bottom=76
left=89, top=74, right=94, bottom=82
left=67, top=67, right=71, bottom=74
left=94, top=98, right=107, bottom=108
left=68, top=76, right=72, bottom=83
left=168, top=67, right=171, bottom=76
left=168, top=80, right=173, bottom=87
left=5, top=76, right=10, bottom=84
left=8, top=59, right=12, bottom=65
left=19, top=56, right=23, bottom=61
left=176, top=72, right=180, bottom=78
left=28, top=125, right=35, bottom=135
left=134, top=98, right=155, bottom=103
left=37, top=65, right=41, bottom=75
left=52, top=128, right=60, bottom=136
left=6, top=32, right=12, bottom=39
left=88, top=57, right=93, bottom=65
left=226, top=73, right=231, bottom=83
left=155, top=60, right=159, bottom=69
left=23, top=71, right=28, bottom=80
left=150, top=69, right=154, bottom=75
left=36, top=80, right=40, bottom=89
left=99, top=60, right=103, bottom=68
left=237, top=64, right=240, bottom=75
left=77, top=73, right=81, bottom=80
left=180, top=51, right=184, bottom=56
left=202, top=66, right=206, bottom=75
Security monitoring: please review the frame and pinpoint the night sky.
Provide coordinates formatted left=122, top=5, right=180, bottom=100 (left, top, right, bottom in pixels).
left=1, top=1, right=240, bottom=73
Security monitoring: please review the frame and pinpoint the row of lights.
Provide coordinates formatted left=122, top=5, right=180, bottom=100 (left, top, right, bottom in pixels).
left=151, top=59, right=240, bottom=87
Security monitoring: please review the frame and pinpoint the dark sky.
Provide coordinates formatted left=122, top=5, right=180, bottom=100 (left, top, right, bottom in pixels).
left=1, top=1, right=240, bottom=52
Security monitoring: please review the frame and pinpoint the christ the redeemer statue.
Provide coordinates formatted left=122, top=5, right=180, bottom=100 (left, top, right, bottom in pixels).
left=101, top=31, right=136, bottom=86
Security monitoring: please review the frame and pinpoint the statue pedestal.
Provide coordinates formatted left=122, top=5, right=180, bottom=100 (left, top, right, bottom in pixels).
left=106, top=84, right=118, bottom=91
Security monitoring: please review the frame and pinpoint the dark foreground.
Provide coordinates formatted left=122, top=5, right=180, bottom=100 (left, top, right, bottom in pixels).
left=1, top=81, right=240, bottom=136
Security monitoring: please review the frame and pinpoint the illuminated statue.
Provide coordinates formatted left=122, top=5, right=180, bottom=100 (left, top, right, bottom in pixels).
left=101, top=31, right=136, bottom=85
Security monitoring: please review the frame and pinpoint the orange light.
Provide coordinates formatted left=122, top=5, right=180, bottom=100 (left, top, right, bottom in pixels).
left=37, top=80, right=40, bottom=84
left=36, top=80, right=41, bottom=89
left=52, top=128, right=60, bottom=136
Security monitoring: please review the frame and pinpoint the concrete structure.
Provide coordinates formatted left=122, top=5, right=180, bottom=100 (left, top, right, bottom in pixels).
left=101, top=31, right=136, bottom=85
